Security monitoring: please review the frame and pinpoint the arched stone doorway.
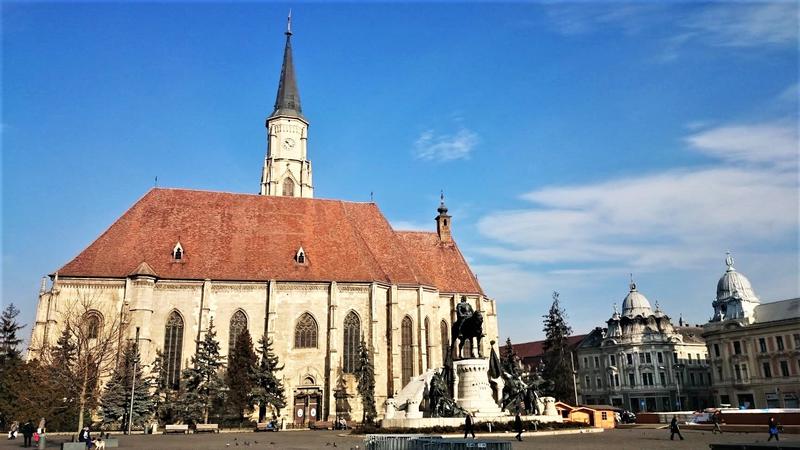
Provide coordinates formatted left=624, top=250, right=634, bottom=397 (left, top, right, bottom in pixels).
left=293, top=376, right=322, bottom=427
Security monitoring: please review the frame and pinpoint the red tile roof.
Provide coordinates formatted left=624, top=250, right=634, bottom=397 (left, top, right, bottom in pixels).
left=512, top=334, right=587, bottom=368
left=395, top=231, right=483, bottom=295
left=57, top=188, right=484, bottom=295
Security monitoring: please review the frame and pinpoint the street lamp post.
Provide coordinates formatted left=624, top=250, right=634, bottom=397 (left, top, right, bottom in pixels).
left=673, top=363, right=685, bottom=411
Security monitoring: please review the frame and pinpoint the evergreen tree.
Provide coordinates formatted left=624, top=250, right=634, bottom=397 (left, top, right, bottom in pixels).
left=150, top=349, right=179, bottom=425
left=225, top=329, right=257, bottom=426
left=501, top=337, right=520, bottom=377
left=177, top=318, right=226, bottom=424
left=99, top=342, right=153, bottom=430
left=250, top=335, right=286, bottom=422
left=541, top=291, right=574, bottom=402
left=355, top=339, right=376, bottom=424
left=0, top=303, right=25, bottom=366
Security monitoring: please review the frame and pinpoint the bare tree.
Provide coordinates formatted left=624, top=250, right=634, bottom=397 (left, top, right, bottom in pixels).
left=41, top=288, right=128, bottom=433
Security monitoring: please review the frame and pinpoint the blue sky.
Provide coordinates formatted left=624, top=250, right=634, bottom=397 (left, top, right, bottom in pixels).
left=3, top=2, right=798, bottom=342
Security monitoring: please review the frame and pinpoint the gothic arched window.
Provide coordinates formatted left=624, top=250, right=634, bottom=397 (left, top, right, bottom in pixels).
left=295, top=312, right=318, bottom=349
left=401, top=316, right=413, bottom=387
left=84, top=311, right=102, bottom=339
left=440, top=320, right=449, bottom=365
left=282, top=177, right=295, bottom=197
left=424, top=317, right=431, bottom=370
left=164, top=311, right=184, bottom=389
left=229, top=309, right=248, bottom=354
left=342, top=311, right=361, bottom=374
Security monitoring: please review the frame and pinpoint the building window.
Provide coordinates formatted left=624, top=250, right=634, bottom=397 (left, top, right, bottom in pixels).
left=294, top=313, right=318, bottom=348
left=659, top=371, right=666, bottom=386
left=342, top=311, right=361, bottom=374
left=716, top=366, right=723, bottom=381
left=585, top=376, right=591, bottom=388
left=440, top=320, right=449, bottom=365
left=594, top=356, right=600, bottom=368
left=780, top=360, right=790, bottom=377
left=689, top=373, right=695, bottom=385
left=642, top=373, right=654, bottom=386
left=610, top=355, right=616, bottom=366
left=424, top=317, right=431, bottom=370
left=777, top=336, right=785, bottom=351
left=228, top=309, right=248, bottom=354
left=84, top=311, right=102, bottom=339
left=282, top=177, right=295, bottom=196
left=639, top=353, right=645, bottom=364
left=172, top=242, right=184, bottom=260
left=295, top=247, right=306, bottom=264
left=628, top=373, right=636, bottom=386
left=688, top=354, right=693, bottom=363
left=657, top=352, right=663, bottom=364
left=627, top=354, right=633, bottom=365
left=714, top=344, right=720, bottom=357
left=759, top=338, right=767, bottom=353
left=734, top=364, right=742, bottom=381
left=696, top=353, right=701, bottom=363
left=645, top=353, right=652, bottom=364
left=164, top=311, right=184, bottom=389
left=601, top=411, right=608, bottom=420
left=596, top=377, right=602, bottom=388
left=763, top=362, right=772, bottom=378
left=741, top=364, right=749, bottom=380
left=793, top=334, right=800, bottom=348
left=583, top=357, right=589, bottom=367
left=673, top=352, right=679, bottom=363
left=733, top=341, right=742, bottom=355
left=614, top=373, right=620, bottom=386
left=401, top=316, right=413, bottom=387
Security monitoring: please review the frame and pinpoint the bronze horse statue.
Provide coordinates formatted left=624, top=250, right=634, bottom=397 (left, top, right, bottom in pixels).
left=450, top=310, right=484, bottom=359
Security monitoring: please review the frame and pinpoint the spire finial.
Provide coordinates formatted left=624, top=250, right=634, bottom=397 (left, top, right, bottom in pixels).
left=629, top=273, right=636, bottom=291
left=437, top=190, right=448, bottom=215
left=613, top=303, right=618, bottom=314
left=725, top=251, right=735, bottom=272
left=286, top=9, right=292, bottom=36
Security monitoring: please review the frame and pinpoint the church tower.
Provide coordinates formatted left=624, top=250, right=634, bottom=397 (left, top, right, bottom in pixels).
left=260, top=15, right=313, bottom=198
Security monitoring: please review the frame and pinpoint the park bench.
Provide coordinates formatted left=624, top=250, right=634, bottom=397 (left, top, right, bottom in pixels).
left=256, top=422, right=279, bottom=432
left=194, top=423, right=220, bottom=433
left=163, top=424, right=190, bottom=434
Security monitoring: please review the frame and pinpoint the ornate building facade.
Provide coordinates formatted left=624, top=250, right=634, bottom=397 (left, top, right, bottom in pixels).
left=702, top=254, right=800, bottom=409
left=576, top=282, right=711, bottom=412
left=27, top=21, right=499, bottom=426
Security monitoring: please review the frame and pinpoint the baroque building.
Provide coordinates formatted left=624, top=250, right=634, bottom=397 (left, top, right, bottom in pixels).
left=576, top=281, right=711, bottom=412
left=27, top=21, right=499, bottom=426
left=702, top=253, right=800, bottom=409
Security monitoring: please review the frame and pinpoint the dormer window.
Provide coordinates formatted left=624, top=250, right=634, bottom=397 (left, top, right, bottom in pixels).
left=295, top=247, right=306, bottom=264
left=172, top=242, right=184, bottom=261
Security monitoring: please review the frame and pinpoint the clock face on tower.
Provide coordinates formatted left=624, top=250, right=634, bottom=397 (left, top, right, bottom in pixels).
left=282, top=137, right=296, bottom=151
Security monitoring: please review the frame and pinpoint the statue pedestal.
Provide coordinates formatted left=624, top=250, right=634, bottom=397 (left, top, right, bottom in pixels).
left=453, top=358, right=502, bottom=416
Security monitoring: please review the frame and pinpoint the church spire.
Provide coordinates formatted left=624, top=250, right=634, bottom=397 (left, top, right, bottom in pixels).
left=270, top=11, right=304, bottom=121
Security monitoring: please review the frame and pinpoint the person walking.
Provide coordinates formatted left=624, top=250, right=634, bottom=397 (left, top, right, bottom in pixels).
left=669, top=416, right=684, bottom=441
left=7, top=421, right=19, bottom=440
left=712, top=411, right=723, bottom=434
left=463, top=413, right=475, bottom=439
left=20, top=419, right=34, bottom=448
left=514, top=411, right=523, bottom=442
left=767, top=416, right=780, bottom=441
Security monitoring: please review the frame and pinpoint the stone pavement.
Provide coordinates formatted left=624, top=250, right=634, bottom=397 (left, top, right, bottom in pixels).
left=2, top=428, right=798, bottom=450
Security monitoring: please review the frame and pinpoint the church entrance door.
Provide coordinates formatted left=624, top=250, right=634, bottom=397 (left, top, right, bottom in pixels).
left=293, top=389, right=322, bottom=427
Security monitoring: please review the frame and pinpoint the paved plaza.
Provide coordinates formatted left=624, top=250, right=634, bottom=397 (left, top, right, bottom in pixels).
left=2, top=429, right=798, bottom=450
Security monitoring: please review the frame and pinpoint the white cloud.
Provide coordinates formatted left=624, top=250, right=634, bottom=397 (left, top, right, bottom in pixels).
left=475, top=119, right=799, bottom=270
left=545, top=3, right=798, bottom=60
left=413, top=127, right=478, bottom=162
left=685, top=121, right=798, bottom=169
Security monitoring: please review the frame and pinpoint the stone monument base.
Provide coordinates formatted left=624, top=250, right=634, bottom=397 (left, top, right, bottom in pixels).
left=453, top=358, right=502, bottom=415
left=381, top=413, right=562, bottom=429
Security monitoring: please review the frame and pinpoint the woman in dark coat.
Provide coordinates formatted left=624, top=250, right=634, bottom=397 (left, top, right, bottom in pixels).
left=20, top=420, right=34, bottom=448
left=514, top=412, right=523, bottom=441
left=463, top=413, right=475, bottom=439
left=669, top=416, right=684, bottom=441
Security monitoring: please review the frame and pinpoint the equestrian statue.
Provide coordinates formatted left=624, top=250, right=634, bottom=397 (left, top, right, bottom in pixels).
left=450, top=296, right=484, bottom=359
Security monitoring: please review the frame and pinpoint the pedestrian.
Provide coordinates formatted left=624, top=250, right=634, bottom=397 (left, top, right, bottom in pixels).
left=514, top=411, right=523, bottom=442
left=711, top=411, right=723, bottom=434
left=669, top=416, right=684, bottom=441
left=767, top=416, right=780, bottom=442
left=21, top=419, right=34, bottom=448
left=7, top=421, right=19, bottom=440
left=463, top=413, right=475, bottom=439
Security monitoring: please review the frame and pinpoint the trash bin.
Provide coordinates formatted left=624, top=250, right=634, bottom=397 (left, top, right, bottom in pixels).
left=37, top=435, right=46, bottom=449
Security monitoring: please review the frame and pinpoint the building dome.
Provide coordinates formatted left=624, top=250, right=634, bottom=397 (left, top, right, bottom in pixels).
left=716, top=253, right=758, bottom=303
left=622, top=281, right=653, bottom=317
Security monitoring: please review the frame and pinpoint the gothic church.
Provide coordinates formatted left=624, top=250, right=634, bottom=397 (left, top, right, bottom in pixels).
left=28, top=21, right=500, bottom=426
